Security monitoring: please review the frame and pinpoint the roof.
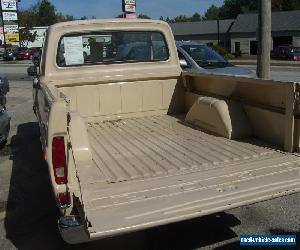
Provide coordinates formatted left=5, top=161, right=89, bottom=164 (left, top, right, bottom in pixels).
left=231, top=10, right=300, bottom=33
left=49, top=18, right=167, bottom=29
left=170, top=19, right=235, bottom=36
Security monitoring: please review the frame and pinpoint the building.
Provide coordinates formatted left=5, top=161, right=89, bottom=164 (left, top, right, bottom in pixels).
left=230, top=10, right=300, bottom=55
left=170, top=10, right=300, bottom=56
left=170, top=19, right=234, bottom=50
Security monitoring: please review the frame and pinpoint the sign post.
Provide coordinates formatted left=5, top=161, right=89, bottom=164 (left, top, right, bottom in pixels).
left=0, top=0, right=20, bottom=48
left=122, top=0, right=136, bottom=19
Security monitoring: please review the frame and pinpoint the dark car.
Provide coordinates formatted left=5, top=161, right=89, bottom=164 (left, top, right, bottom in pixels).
left=0, top=105, right=10, bottom=146
left=3, top=47, right=27, bottom=61
left=271, top=46, right=300, bottom=61
left=286, top=47, right=300, bottom=61
left=17, top=48, right=38, bottom=60
left=0, top=77, right=10, bottom=146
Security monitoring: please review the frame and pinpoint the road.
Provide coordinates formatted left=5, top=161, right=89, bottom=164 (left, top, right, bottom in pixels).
left=0, top=63, right=299, bottom=250
left=239, top=65, right=300, bottom=82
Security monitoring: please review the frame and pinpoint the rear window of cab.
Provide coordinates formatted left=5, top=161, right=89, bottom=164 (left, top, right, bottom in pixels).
left=56, top=31, right=169, bottom=67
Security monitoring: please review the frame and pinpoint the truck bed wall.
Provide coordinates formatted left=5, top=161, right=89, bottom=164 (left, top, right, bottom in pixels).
left=52, top=71, right=298, bottom=152
left=59, top=78, right=185, bottom=121
left=183, top=73, right=298, bottom=152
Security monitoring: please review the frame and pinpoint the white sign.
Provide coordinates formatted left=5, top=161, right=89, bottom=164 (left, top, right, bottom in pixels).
left=125, top=4, right=136, bottom=13
left=3, top=12, right=18, bottom=21
left=124, top=0, right=135, bottom=5
left=4, top=24, right=18, bottom=33
left=0, top=27, right=4, bottom=45
left=63, top=36, right=84, bottom=66
left=1, top=0, right=17, bottom=11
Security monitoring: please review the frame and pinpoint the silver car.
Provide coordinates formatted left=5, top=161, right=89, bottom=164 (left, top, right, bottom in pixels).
left=176, top=41, right=256, bottom=78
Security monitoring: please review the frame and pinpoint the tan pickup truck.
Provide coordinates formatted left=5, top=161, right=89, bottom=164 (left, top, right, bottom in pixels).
left=33, top=19, right=300, bottom=244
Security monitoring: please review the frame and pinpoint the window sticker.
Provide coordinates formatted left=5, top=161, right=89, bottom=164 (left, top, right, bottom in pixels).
left=63, top=36, right=84, bottom=66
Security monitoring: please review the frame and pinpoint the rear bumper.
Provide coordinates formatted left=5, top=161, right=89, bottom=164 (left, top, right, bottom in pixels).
left=58, top=216, right=89, bottom=244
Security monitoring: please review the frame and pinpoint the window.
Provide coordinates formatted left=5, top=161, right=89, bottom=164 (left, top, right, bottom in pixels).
left=56, top=31, right=169, bottom=67
left=180, top=44, right=228, bottom=68
left=235, top=42, right=241, bottom=52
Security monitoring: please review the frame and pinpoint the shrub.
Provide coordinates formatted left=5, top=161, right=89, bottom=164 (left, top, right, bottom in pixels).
left=209, top=44, right=234, bottom=60
left=233, top=48, right=242, bottom=58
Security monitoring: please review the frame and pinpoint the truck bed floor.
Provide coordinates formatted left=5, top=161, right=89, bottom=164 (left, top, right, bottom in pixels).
left=85, top=115, right=279, bottom=184
left=76, top=115, right=300, bottom=238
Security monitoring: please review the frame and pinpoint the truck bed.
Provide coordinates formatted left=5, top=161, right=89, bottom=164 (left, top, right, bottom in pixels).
left=76, top=115, right=300, bottom=238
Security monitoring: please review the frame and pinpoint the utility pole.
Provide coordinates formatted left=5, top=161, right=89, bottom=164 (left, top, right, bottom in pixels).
left=217, top=19, right=220, bottom=45
left=0, top=2, right=7, bottom=52
left=16, top=0, right=21, bottom=47
left=257, top=0, right=271, bottom=79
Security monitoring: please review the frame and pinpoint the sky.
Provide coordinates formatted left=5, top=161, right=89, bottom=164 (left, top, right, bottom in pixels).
left=19, top=0, right=224, bottom=19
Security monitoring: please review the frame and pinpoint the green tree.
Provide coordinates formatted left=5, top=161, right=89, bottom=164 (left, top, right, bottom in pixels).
left=56, top=13, right=75, bottom=22
left=272, top=0, right=300, bottom=10
left=204, top=0, right=300, bottom=20
left=38, top=0, right=57, bottom=26
left=204, top=4, right=220, bottom=20
left=190, top=12, right=202, bottom=21
left=218, top=0, right=257, bottom=19
left=19, top=9, right=38, bottom=27
left=19, top=28, right=37, bottom=47
left=165, top=17, right=172, bottom=23
left=173, top=15, right=190, bottom=22
left=137, top=14, right=151, bottom=19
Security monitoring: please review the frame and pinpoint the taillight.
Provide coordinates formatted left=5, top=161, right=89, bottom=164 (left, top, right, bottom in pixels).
left=58, top=192, right=70, bottom=207
left=52, top=136, right=67, bottom=184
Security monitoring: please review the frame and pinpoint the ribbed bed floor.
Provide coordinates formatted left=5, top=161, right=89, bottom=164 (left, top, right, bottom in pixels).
left=85, top=115, right=278, bottom=184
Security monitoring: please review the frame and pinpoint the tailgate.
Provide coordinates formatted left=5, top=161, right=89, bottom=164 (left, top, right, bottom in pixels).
left=80, top=154, right=300, bottom=240
left=75, top=116, right=300, bottom=240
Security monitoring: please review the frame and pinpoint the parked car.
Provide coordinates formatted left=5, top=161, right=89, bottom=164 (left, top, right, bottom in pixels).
left=3, top=47, right=27, bottom=61
left=17, top=48, right=39, bottom=60
left=177, top=41, right=256, bottom=78
left=0, top=77, right=10, bottom=145
left=271, top=45, right=300, bottom=61
left=284, top=47, right=300, bottom=61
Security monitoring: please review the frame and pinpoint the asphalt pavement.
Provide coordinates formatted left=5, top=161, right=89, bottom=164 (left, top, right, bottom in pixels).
left=238, top=65, right=300, bottom=82
left=0, top=63, right=299, bottom=250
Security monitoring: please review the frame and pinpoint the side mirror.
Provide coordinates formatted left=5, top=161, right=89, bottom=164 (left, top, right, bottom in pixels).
left=27, top=65, right=38, bottom=77
left=33, top=57, right=40, bottom=67
left=32, top=77, right=40, bottom=89
left=179, top=59, right=190, bottom=68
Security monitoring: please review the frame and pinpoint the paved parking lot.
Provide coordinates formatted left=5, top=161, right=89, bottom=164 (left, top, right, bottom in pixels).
left=0, top=63, right=299, bottom=250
